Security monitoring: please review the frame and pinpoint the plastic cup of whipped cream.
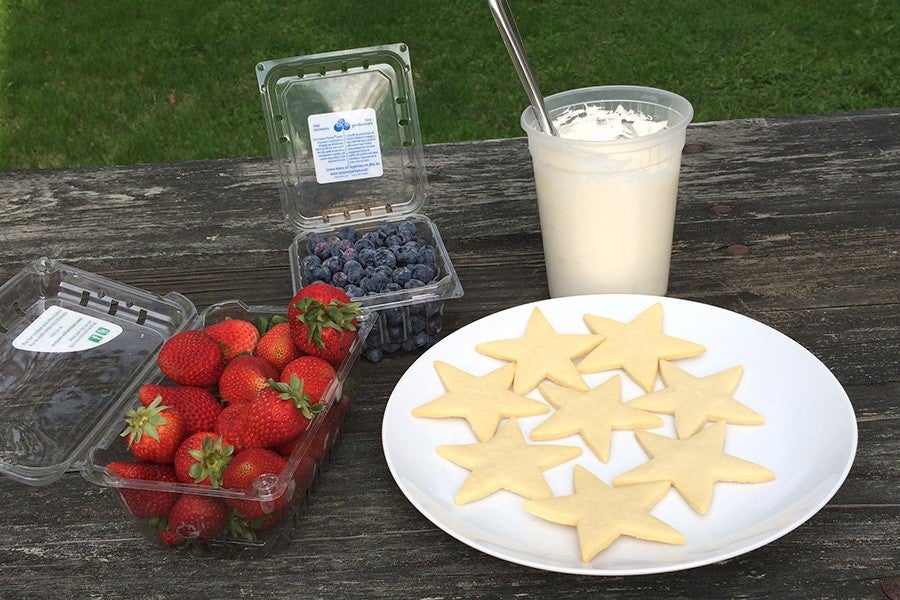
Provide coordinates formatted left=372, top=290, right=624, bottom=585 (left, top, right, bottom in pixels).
left=521, top=85, right=693, bottom=297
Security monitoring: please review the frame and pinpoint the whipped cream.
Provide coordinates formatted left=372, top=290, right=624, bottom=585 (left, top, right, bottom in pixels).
left=552, top=104, right=667, bottom=141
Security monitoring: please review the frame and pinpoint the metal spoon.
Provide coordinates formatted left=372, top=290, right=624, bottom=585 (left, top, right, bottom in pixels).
left=487, top=0, right=558, bottom=135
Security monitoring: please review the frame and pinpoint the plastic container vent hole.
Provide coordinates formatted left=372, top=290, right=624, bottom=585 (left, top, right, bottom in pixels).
left=108, top=300, right=119, bottom=316
left=340, top=61, right=348, bottom=72
left=79, top=291, right=91, bottom=306
left=12, top=301, right=26, bottom=316
left=136, top=309, right=147, bottom=325
left=398, top=118, right=410, bottom=126
left=361, top=59, right=370, bottom=69
left=396, top=96, right=407, bottom=104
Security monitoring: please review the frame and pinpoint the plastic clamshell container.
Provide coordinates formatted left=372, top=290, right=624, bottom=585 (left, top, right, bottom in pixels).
left=0, top=257, right=373, bottom=557
left=256, top=43, right=463, bottom=358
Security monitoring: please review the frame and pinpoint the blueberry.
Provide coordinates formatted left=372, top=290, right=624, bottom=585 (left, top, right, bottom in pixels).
left=313, top=240, right=332, bottom=260
left=365, top=347, right=384, bottom=362
left=388, top=325, right=404, bottom=342
left=384, top=234, right=403, bottom=249
left=338, top=226, right=358, bottom=242
left=411, top=263, right=437, bottom=282
left=392, top=266, right=412, bottom=286
left=354, top=237, right=375, bottom=252
left=373, top=247, right=397, bottom=269
left=301, top=254, right=322, bottom=269
left=412, top=330, right=430, bottom=348
left=373, top=265, right=393, bottom=279
left=346, top=284, right=364, bottom=298
left=342, top=247, right=358, bottom=262
left=323, top=256, right=343, bottom=274
left=409, top=312, right=426, bottom=333
left=417, top=245, right=437, bottom=265
left=384, top=282, right=402, bottom=292
left=365, top=230, right=386, bottom=247
left=404, top=278, right=425, bottom=289
left=396, top=241, right=420, bottom=266
left=358, top=248, right=377, bottom=267
left=305, top=234, right=326, bottom=255
left=426, top=315, right=442, bottom=335
left=344, top=260, right=364, bottom=284
left=401, top=338, right=416, bottom=352
left=307, top=265, right=330, bottom=283
left=382, top=342, right=401, bottom=354
left=331, top=271, right=349, bottom=288
left=384, top=307, right=404, bottom=326
left=325, top=234, right=342, bottom=245
left=377, top=223, right=398, bottom=238
left=398, top=220, right=417, bottom=241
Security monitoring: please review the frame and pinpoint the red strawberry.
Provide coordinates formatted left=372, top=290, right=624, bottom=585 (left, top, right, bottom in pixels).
left=222, top=448, right=289, bottom=520
left=106, top=461, right=180, bottom=518
left=255, top=321, right=300, bottom=371
left=167, top=494, right=228, bottom=540
left=158, top=330, right=225, bottom=387
left=279, top=356, right=337, bottom=405
left=203, top=318, right=260, bottom=363
left=173, top=432, right=234, bottom=486
left=139, top=384, right=222, bottom=434
left=214, top=402, right=264, bottom=452
left=218, top=355, right=279, bottom=405
left=149, top=517, right=182, bottom=546
left=287, top=282, right=361, bottom=366
left=120, top=398, right=186, bottom=463
left=243, top=379, right=323, bottom=448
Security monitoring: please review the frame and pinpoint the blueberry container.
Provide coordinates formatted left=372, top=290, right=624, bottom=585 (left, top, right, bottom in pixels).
left=0, top=257, right=373, bottom=557
left=256, top=43, right=463, bottom=361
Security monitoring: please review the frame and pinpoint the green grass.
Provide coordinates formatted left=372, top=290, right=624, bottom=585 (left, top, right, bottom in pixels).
left=0, top=0, right=896, bottom=169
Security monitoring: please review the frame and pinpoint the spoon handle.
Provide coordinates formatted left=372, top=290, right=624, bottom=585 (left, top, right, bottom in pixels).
left=487, top=0, right=557, bottom=135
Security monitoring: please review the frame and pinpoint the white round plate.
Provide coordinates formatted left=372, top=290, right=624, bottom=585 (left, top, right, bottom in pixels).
left=381, top=295, right=857, bottom=575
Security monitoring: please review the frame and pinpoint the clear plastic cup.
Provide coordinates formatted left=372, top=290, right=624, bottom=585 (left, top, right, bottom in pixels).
left=521, top=86, right=693, bottom=297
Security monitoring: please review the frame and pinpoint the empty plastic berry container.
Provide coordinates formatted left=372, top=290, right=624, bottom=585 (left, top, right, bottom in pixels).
left=0, top=257, right=374, bottom=557
left=256, top=43, right=464, bottom=361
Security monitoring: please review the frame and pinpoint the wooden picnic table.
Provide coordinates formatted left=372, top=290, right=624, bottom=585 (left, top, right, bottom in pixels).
left=0, top=108, right=896, bottom=599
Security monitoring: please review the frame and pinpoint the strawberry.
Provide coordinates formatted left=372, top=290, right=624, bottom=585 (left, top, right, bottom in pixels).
left=243, top=379, right=323, bottom=448
left=106, top=461, right=180, bottom=518
left=167, top=494, right=228, bottom=541
left=218, top=355, right=280, bottom=405
left=158, top=330, right=225, bottom=387
left=139, top=384, right=222, bottom=434
left=222, top=448, right=289, bottom=520
left=214, top=402, right=264, bottom=452
left=255, top=321, right=300, bottom=371
left=120, top=397, right=186, bottom=463
left=173, top=432, right=234, bottom=486
left=149, top=517, right=182, bottom=546
left=279, top=356, right=337, bottom=405
left=287, top=282, right=361, bottom=366
left=203, top=318, right=260, bottom=363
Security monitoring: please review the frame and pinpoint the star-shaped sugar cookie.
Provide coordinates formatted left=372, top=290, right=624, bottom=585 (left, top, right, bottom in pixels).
left=412, top=361, right=549, bottom=441
left=476, top=307, right=603, bottom=394
left=627, top=361, right=765, bottom=439
left=613, top=421, right=775, bottom=514
left=531, top=376, right=663, bottom=462
left=523, top=465, right=684, bottom=562
left=578, top=303, right=706, bottom=391
left=437, top=419, right=581, bottom=504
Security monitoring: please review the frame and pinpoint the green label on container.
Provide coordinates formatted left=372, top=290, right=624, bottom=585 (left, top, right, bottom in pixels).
left=12, top=305, right=122, bottom=353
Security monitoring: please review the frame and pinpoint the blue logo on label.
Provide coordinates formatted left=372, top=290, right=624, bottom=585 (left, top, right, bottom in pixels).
left=333, top=118, right=351, bottom=132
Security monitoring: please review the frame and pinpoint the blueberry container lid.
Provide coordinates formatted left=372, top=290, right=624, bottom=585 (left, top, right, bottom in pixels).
left=256, top=43, right=428, bottom=230
left=0, top=257, right=197, bottom=486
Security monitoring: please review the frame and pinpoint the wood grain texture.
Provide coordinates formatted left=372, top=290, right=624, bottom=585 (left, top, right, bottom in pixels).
left=0, top=109, right=896, bottom=600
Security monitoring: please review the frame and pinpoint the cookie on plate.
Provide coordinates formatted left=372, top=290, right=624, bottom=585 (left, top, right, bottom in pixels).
left=578, top=302, right=705, bottom=392
left=476, top=307, right=603, bottom=394
left=613, top=421, right=775, bottom=514
left=412, top=361, right=549, bottom=442
left=523, top=465, right=684, bottom=562
left=437, top=419, right=581, bottom=504
left=531, top=375, right=663, bottom=462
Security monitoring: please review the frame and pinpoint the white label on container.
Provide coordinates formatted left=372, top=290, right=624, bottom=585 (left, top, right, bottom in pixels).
left=308, top=108, right=383, bottom=184
left=12, top=305, right=123, bottom=353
